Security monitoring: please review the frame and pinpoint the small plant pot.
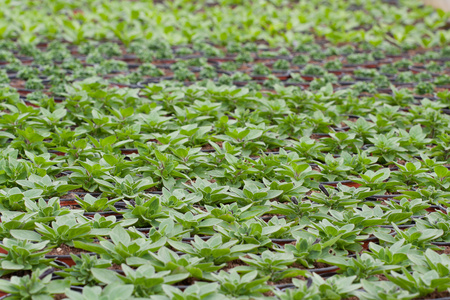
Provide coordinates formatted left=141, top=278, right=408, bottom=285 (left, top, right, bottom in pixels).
left=68, top=286, right=84, bottom=294
left=15, top=57, right=34, bottom=64
left=442, top=108, right=450, bottom=115
left=120, top=148, right=139, bottom=155
left=250, top=74, right=271, bottom=80
left=53, top=259, right=70, bottom=270
left=71, top=191, right=102, bottom=197
left=57, top=198, right=79, bottom=206
left=275, top=73, right=290, bottom=81
left=45, top=252, right=97, bottom=267
left=83, top=211, right=123, bottom=218
left=216, top=69, right=233, bottom=75
left=48, top=150, right=66, bottom=156
left=126, top=62, right=142, bottom=69
left=353, top=77, right=373, bottom=82
left=338, top=80, right=356, bottom=86
left=24, top=101, right=40, bottom=108
left=308, top=265, right=339, bottom=275
left=17, top=89, right=37, bottom=97
left=365, top=194, right=402, bottom=201
left=142, top=190, right=162, bottom=195
left=260, top=215, right=286, bottom=221
left=233, top=80, right=251, bottom=87
left=343, top=61, right=379, bottom=68
left=253, top=58, right=277, bottom=64
left=328, top=69, right=352, bottom=75
left=120, top=54, right=138, bottom=62
left=58, top=171, right=73, bottom=177
left=141, top=76, right=174, bottom=84
left=176, top=54, right=203, bottom=60
left=264, top=150, right=281, bottom=155
left=320, top=180, right=361, bottom=188
left=153, top=59, right=177, bottom=64
left=379, top=223, right=415, bottom=230
left=207, top=57, right=235, bottom=63
left=432, top=242, right=450, bottom=247
left=333, top=126, right=351, bottom=132
left=284, top=82, right=310, bottom=89
left=182, top=236, right=211, bottom=242
left=200, top=148, right=216, bottom=153
left=275, top=284, right=296, bottom=291
left=438, top=205, right=448, bottom=213
left=310, top=133, right=331, bottom=139
left=300, top=75, right=319, bottom=82
left=426, top=205, right=446, bottom=213
left=46, top=255, right=76, bottom=267
left=108, top=82, right=140, bottom=89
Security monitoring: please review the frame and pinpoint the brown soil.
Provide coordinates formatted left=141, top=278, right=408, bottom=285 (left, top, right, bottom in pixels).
left=375, top=273, right=389, bottom=281
left=311, top=165, right=321, bottom=171
left=268, top=273, right=307, bottom=285
left=144, top=186, right=161, bottom=192
left=436, top=246, right=450, bottom=255
left=0, top=270, right=32, bottom=280
left=201, top=144, right=215, bottom=151
left=107, top=264, right=122, bottom=271
left=312, top=261, right=332, bottom=269
left=260, top=213, right=286, bottom=218
left=222, top=259, right=247, bottom=271
left=419, top=290, right=450, bottom=299
left=146, top=139, right=163, bottom=145
left=193, top=206, right=208, bottom=212
left=264, top=147, right=280, bottom=153
left=47, top=244, right=88, bottom=255
left=9, top=79, right=26, bottom=89
left=307, top=190, right=320, bottom=196
left=293, top=261, right=332, bottom=270
left=310, top=134, right=329, bottom=140
left=183, top=180, right=194, bottom=186
left=177, top=276, right=200, bottom=286
left=263, top=290, right=276, bottom=297
left=60, top=193, right=78, bottom=199
left=70, top=188, right=89, bottom=193
left=202, top=141, right=223, bottom=151
left=60, top=189, right=90, bottom=200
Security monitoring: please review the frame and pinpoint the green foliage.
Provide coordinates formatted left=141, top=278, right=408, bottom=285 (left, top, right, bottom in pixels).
left=0, top=1, right=449, bottom=299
